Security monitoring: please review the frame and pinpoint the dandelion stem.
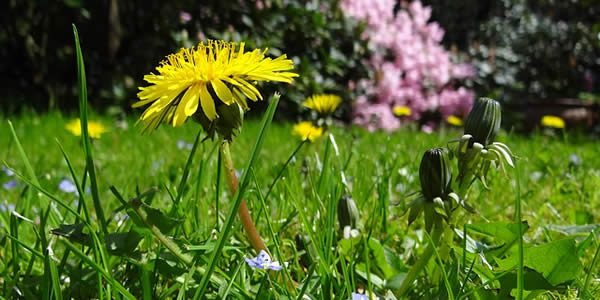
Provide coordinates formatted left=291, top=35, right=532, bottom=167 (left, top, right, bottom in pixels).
left=397, top=223, right=445, bottom=297
left=220, top=140, right=266, bottom=252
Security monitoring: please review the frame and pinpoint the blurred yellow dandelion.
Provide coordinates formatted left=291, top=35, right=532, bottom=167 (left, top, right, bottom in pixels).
left=65, top=119, right=107, bottom=139
left=293, top=121, right=323, bottom=142
left=446, top=115, right=463, bottom=126
left=393, top=105, right=411, bottom=117
left=133, top=40, right=298, bottom=131
left=303, top=94, right=342, bottom=115
left=540, top=115, right=565, bottom=129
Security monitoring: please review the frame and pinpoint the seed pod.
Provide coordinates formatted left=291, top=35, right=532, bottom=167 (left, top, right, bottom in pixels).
left=419, top=148, right=452, bottom=202
left=464, top=97, right=502, bottom=145
left=337, top=195, right=359, bottom=230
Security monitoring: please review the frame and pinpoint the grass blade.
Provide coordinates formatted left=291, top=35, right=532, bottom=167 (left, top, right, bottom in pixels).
left=61, top=239, right=135, bottom=299
left=514, top=161, right=524, bottom=300
left=72, top=24, right=107, bottom=234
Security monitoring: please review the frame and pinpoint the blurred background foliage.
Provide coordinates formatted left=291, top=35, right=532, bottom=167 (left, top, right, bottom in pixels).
left=1, top=0, right=598, bottom=126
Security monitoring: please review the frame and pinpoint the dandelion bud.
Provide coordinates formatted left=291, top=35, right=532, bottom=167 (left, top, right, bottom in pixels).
left=464, top=97, right=502, bottom=145
left=419, top=148, right=452, bottom=202
left=337, top=195, right=359, bottom=229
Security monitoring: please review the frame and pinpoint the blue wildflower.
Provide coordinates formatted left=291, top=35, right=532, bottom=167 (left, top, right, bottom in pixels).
left=3, top=180, right=17, bottom=190
left=58, top=179, right=78, bottom=195
left=0, top=203, right=16, bottom=213
left=351, top=292, right=369, bottom=300
left=245, top=250, right=283, bottom=271
left=2, top=166, right=14, bottom=177
left=177, top=140, right=193, bottom=150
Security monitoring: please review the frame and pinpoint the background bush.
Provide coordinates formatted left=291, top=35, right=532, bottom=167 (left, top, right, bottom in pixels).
left=0, top=0, right=369, bottom=120
left=425, top=0, right=600, bottom=103
left=1, top=0, right=598, bottom=123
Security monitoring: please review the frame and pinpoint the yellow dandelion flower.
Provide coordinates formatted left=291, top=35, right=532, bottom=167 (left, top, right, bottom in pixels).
left=393, top=105, right=412, bottom=117
left=65, top=119, right=107, bottom=139
left=293, top=121, right=323, bottom=142
left=446, top=115, right=463, bottom=126
left=133, top=40, right=298, bottom=131
left=540, top=115, right=565, bottom=129
left=303, top=94, right=342, bottom=115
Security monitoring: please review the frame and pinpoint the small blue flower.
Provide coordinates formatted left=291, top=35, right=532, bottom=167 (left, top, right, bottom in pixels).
left=58, top=179, right=78, bottom=195
left=3, top=180, right=17, bottom=190
left=245, top=250, right=283, bottom=271
left=569, top=153, right=581, bottom=168
left=2, top=166, right=14, bottom=177
left=177, top=140, right=193, bottom=150
left=351, top=292, right=369, bottom=300
left=0, top=203, right=16, bottom=213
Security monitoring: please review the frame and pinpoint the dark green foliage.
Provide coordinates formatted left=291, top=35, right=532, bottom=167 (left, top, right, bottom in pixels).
left=469, top=0, right=600, bottom=103
left=425, top=0, right=599, bottom=104
left=1, top=0, right=368, bottom=117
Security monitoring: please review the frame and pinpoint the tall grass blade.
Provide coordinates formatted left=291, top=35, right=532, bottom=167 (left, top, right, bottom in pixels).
left=72, top=24, right=107, bottom=234
left=61, top=239, right=135, bottom=299
left=514, top=162, right=524, bottom=300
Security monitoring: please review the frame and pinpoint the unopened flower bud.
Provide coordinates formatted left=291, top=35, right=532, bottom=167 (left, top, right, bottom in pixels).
left=464, top=97, right=502, bottom=145
left=337, top=195, right=359, bottom=229
left=419, top=148, right=453, bottom=202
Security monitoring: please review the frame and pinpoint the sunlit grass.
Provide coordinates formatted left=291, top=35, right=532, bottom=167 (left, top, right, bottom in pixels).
left=1, top=110, right=599, bottom=298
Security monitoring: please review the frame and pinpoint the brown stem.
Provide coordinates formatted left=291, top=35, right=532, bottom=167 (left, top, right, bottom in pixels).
left=221, top=140, right=266, bottom=252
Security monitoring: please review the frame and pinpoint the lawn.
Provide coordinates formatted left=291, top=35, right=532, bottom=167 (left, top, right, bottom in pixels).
left=1, top=110, right=599, bottom=299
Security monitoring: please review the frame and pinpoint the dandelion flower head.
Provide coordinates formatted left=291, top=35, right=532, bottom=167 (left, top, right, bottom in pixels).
left=393, top=105, right=412, bottom=117
left=65, top=119, right=107, bottom=139
left=540, top=115, right=565, bottom=129
left=293, top=121, right=323, bottom=142
left=133, top=40, right=298, bottom=131
left=303, top=94, right=342, bottom=115
left=446, top=115, right=463, bottom=126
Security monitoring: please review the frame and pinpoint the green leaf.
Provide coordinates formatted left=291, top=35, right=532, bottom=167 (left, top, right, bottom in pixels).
left=367, top=238, right=395, bottom=279
left=468, top=221, right=529, bottom=246
left=497, top=239, right=582, bottom=286
left=51, top=223, right=91, bottom=245
left=104, top=231, right=143, bottom=256
left=131, top=199, right=183, bottom=234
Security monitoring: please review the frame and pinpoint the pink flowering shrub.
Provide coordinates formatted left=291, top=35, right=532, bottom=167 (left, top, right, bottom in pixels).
left=341, top=0, right=475, bottom=131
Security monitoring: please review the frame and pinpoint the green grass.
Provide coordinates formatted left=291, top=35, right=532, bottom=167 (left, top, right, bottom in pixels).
left=1, top=110, right=599, bottom=299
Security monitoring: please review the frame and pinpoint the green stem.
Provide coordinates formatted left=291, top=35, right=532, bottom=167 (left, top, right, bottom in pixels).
left=397, top=224, right=445, bottom=297
left=220, top=140, right=266, bottom=252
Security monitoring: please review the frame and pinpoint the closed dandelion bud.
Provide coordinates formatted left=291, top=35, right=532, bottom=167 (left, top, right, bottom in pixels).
left=337, top=195, right=359, bottom=230
left=464, top=97, right=502, bottom=145
left=295, top=234, right=312, bottom=268
left=419, top=148, right=452, bottom=202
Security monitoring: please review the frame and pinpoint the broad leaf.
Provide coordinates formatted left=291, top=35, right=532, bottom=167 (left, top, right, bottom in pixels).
left=497, top=238, right=582, bottom=286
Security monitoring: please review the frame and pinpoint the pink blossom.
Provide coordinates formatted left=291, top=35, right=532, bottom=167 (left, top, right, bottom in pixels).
left=341, top=0, right=475, bottom=131
left=179, top=11, right=192, bottom=24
